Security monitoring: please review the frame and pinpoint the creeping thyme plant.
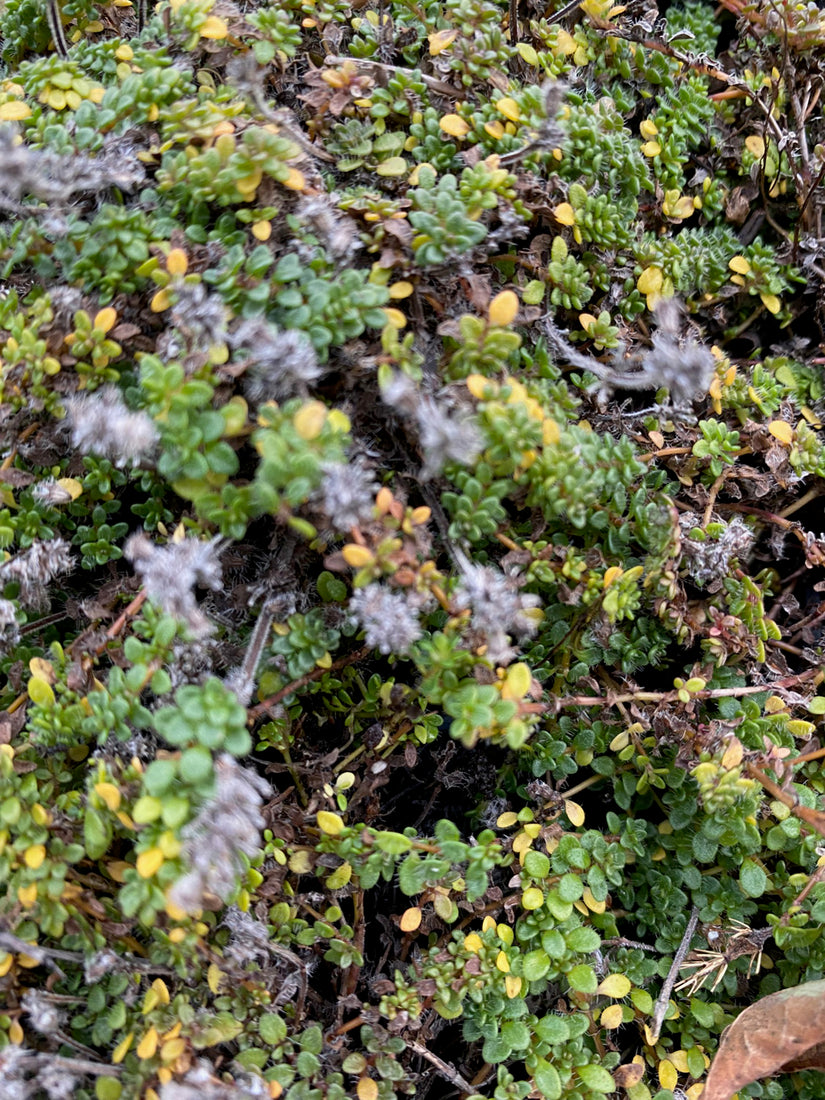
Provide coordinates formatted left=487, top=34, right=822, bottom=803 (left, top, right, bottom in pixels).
left=4, top=0, right=825, bottom=1097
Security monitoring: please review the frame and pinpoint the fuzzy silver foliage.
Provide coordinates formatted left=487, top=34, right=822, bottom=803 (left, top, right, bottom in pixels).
left=380, top=373, right=481, bottom=477
left=66, top=386, right=159, bottom=468
left=231, top=318, right=322, bottom=403
left=159, top=1060, right=269, bottom=1100
left=167, top=755, right=271, bottom=913
left=349, top=583, right=422, bottom=655
left=0, top=537, right=73, bottom=610
left=317, top=458, right=378, bottom=531
left=125, top=533, right=223, bottom=637
left=453, top=552, right=541, bottom=664
left=679, top=513, right=754, bottom=589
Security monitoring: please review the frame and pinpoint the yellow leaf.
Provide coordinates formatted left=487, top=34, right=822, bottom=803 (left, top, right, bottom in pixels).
left=565, top=799, right=585, bottom=827
left=251, top=220, right=272, bottom=241
left=357, top=1077, right=378, bottom=1100
left=28, top=677, right=55, bottom=707
left=495, top=97, right=520, bottom=122
left=428, top=28, right=457, bottom=54
left=658, top=1059, right=678, bottom=1091
left=601, top=1004, right=624, bottom=1029
left=464, top=932, right=483, bottom=953
left=136, top=848, right=164, bottom=879
left=161, top=1037, right=186, bottom=1063
left=668, top=1050, right=690, bottom=1073
left=522, top=887, right=544, bottom=909
left=56, top=477, right=83, bottom=500
left=94, top=782, right=121, bottom=812
left=516, top=42, right=539, bottom=65
left=389, top=281, right=414, bottom=299
left=439, top=113, right=470, bottom=138
left=496, top=811, right=519, bottom=828
left=150, top=288, right=172, bottom=313
left=637, top=266, right=663, bottom=296
left=326, top=861, right=352, bottom=889
left=137, top=1025, right=159, bottom=1060
left=582, top=886, right=606, bottom=913
left=29, top=657, right=56, bottom=684
left=729, top=255, right=751, bottom=275
left=166, top=248, right=188, bottom=276
left=8, top=1018, right=23, bottom=1044
left=505, top=974, right=522, bottom=998
left=288, top=849, right=312, bottom=874
left=721, top=738, right=744, bottom=769
left=200, top=15, right=228, bottom=38
left=597, top=973, right=632, bottom=998
left=112, top=1032, right=133, bottom=1063
left=543, top=419, right=560, bottom=445
left=207, top=964, right=224, bottom=994
left=603, top=566, right=623, bottom=588
left=383, top=307, right=406, bottom=328
left=760, top=291, right=781, bottom=314
left=484, top=120, right=505, bottom=139
left=745, top=134, right=766, bottom=158
left=293, top=400, right=327, bottom=440
left=554, top=202, right=576, bottom=226
left=317, top=810, right=346, bottom=835
left=641, top=140, right=661, bottom=157
left=93, top=306, right=117, bottom=333
left=495, top=950, right=510, bottom=972
left=376, top=156, right=408, bottom=177
left=639, top=118, right=658, bottom=138
left=24, top=844, right=46, bottom=869
left=342, top=544, right=374, bottom=568
left=400, top=906, right=422, bottom=932
left=500, top=662, right=531, bottom=700
left=467, top=373, right=495, bottom=400
left=768, top=420, right=794, bottom=445
left=489, top=289, right=519, bottom=326
left=281, top=167, right=306, bottom=191
left=0, top=100, right=31, bottom=121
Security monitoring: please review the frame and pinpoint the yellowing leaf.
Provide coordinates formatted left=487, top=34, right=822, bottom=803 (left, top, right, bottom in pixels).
left=496, top=811, right=519, bottom=828
left=639, top=118, right=658, bottom=138
left=376, top=156, right=408, bottom=177
left=341, top=544, right=374, bottom=568
left=637, top=266, right=663, bottom=296
left=721, top=738, right=744, bottom=769
left=495, top=950, right=510, bottom=973
left=317, top=810, right=346, bottom=835
left=463, top=932, right=483, bottom=953
left=383, top=307, right=406, bottom=328
left=641, top=140, right=662, bottom=157
left=281, top=167, right=306, bottom=191
left=93, top=306, right=117, bottom=333
left=554, top=202, right=576, bottom=226
left=288, top=849, right=312, bottom=874
left=768, top=420, right=794, bottom=445
left=24, top=844, right=46, bottom=869
left=439, top=113, right=470, bottom=138
left=0, top=100, right=32, bottom=121
left=136, top=848, right=164, bottom=879
left=505, top=974, right=523, bottom=998
left=582, top=886, right=606, bottom=913
left=200, top=15, right=228, bottom=37
left=150, top=288, right=172, bottom=313
left=56, top=477, right=83, bottom=500
left=28, top=677, right=55, bottom=707
left=500, top=662, right=531, bottom=700
left=251, top=220, right=272, bottom=241
left=729, top=255, right=751, bottom=275
left=428, top=28, right=457, bottom=54
left=522, top=886, right=544, bottom=909
left=658, top=1059, right=678, bottom=1091
left=603, top=566, right=623, bottom=588
left=760, top=291, right=781, bottom=314
left=29, top=657, right=56, bottom=683
left=389, top=281, right=414, bottom=299
left=489, top=289, right=519, bottom=326
left=207, top=964, right=223, bottom=994
left=597, top=973, right=632, bottom=998
left=495, top=97, right=520, bottom=122
left=601, top=1004, right=625, bottom=1029
left=112, top=1032, right=134, bottom=1063
left=357, top=1077, right=378, bottom=1100
left=94, top=782, right=121, bottom=812
left=137, top=1025, right=159, bottom=1060
left=516, top=42, right=539, bottom=65
left=293, top=400, right=327, bottom=440
left=565, top=799, right=585, bottom=827
left=400, top=906, right=422, bottom=932
left=326, top=861, right=352, bottom=890
left=745, top=134, right=766, bottom=158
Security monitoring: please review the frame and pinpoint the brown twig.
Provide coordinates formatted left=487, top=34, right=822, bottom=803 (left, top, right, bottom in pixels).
left=407, top=1040, right=478, bottom=1094
left=246, top=646, right=369, bottom=721
left=649, top=906, right=699, bottom=1043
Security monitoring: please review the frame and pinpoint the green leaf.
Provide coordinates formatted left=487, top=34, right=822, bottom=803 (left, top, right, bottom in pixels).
left=566, top=963, right=597, bottom=994
left=532, top=1058, right=562, bottom=1099
left=576, top=1064, right=615, bottom=1092
left=739, top=858, right=767, bottom=898
left=523, top=849, right=551, bottom=879
left=521, top=949, right=551, bottom=982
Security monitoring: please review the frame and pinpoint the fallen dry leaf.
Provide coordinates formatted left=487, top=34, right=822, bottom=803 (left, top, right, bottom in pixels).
left=703, top=978, right=825, bottom=1100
